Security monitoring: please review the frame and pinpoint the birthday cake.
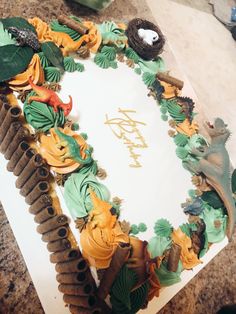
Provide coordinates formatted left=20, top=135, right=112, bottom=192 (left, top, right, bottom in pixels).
left=0, top=15, right=235, bottom=314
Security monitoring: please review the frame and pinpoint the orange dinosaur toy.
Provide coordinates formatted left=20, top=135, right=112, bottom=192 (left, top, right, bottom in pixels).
left=28, top=77, right=72, bottom=116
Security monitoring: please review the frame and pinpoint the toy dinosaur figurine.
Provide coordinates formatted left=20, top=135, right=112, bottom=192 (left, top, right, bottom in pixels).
left=184, top=118, right=236, bottom=240
left=7, top=27, right=41, bottom=51
left=54, top=126, right=93, bottom=165
left=28, top=78, right=72, bottom=116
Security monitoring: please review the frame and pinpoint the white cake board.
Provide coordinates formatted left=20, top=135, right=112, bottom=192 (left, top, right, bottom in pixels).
left=0, top=42, right=229, bottom=313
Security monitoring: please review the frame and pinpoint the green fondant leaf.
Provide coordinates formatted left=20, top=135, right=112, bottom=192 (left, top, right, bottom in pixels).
left=0, top=45, right=34, bottom=82
left=101, top=45, right=116, bottom=61
left=41, top=41, right=65, bottom=72
left=154, top=218, right=173, bottom=238
left=174, top=133, right=189, bottom=147
left=142, top=72, right=156, bottom=87
left=201, top=191, right=224, bottom=209
left=0, top=22, right=16, bottom=46
left=111, top=266, right=138, bottom=311
left=0, top=17, right=36, bottom=33
left=231, top=169, right=236, bottom=193
left=44, top=66, right=62, bottom=83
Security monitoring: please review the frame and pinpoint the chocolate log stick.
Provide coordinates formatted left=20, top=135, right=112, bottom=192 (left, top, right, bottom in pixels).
left=56, top=271, right=89, bottom=285
left=41, top=226, right=68, bottom=242
left=0, top=106, right=21, bottom=142
left=50, top=248, right=81, bottom=264
left=59, top=283, right=94, bottom=296
left=20, top=167, right=50, bottom=197
left=4, top=127, right=30, bottom=160
left=167, top=243, right=181, bottom=272
left=34, top=206, right=56, bottom=224
left=37, top=214, right=69, bottom=234
left=157, top=72, right=184, bottom=90
left=69, top=305, right=102, bottom=314
left=55, top=257, right=88, bottom=274
left=6, top=141, right=29, bottom=172
left=97, top=244, right=131, bottom=299
left=0, top=103, right=10, bottom=126
left=58, top=15, right=89, bottom=35
left=0, top=121, right=21, bottom=154
left=13, top=148, right=35, bottom=176
left=25, top=181, right=50, bottom=205
left=29, top=194, right=52, bottom=215
left=16, top=154, right=44, bottom=189
left=63, top=295, right=97, bottom=309
left=47, top=238, right=71, bottom=253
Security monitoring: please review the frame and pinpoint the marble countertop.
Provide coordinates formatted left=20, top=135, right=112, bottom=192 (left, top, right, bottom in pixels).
left=0, top=1, right=236, bottom=313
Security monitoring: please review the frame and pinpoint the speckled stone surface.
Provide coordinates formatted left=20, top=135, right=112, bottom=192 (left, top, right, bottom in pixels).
left=0, top=1, right=236, bottom=314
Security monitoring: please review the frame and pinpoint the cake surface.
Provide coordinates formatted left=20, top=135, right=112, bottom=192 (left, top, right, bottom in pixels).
left=0, top=15, right=234, bottom=314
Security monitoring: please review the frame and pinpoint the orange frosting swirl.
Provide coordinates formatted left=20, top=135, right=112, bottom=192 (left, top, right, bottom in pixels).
left=39, top=127, right=90, bottom=174
left=172, top=228, right=201, bottom=270
left=8, top=54, right=45, bottom=91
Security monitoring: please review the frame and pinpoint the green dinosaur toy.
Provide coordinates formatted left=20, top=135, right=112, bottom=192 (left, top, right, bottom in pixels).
left=54, top=125, right=93, bottom=165
left=184, top=118, right=236, bottom=240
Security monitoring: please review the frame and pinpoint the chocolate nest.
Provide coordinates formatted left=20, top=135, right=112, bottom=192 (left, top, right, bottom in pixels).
left=126, top=18, right=165, bottom=61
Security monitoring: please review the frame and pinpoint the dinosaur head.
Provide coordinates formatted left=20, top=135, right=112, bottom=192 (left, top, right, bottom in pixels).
left=63, top=95, right=73, bottom=116
left=205, top=118, right=230, bottom=143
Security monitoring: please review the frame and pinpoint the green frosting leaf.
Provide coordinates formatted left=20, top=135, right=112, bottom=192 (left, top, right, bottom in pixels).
left=142, top=72, right=156, bottom=87
left=134, top=67, right=141, bottom=75
left=129, top=282, right=149, bottom=314
left=125, top=47, right=140, bottom=63
left=111, top=266, right=138, bottom=310
left=38, top=52, right=50, bottom=69
left=94, top=53, right=110, bottom=69
left=138, top=57, right=165, bottom=74
left=98, top=21, right=127, bottom=49
left=0, top=45, right=34, bottom=82
left=147, top=235, right=172, bottom=258
left=0, top=22, right=16, bottom=46
left=161, top=114, right=168, bottom=121
left=199, top=205, right=227, bottom=243
left=110, top=60, right=118, bottom=69
left=63, top=56, right=77, bottom=72
left=64, top=172, right=110, bottom=219
left=138, top=222, right=147, bottom=232
left=166, top=99, right=186, bottom=123
left=23, top=92, right=65, bottom=132
left=154, top=218, right=173, bottom=238
left=44, top=66, right=62, bottom=82
left=101, top=45, right=116, bottom=61
left=76, top=62, right=85, bottom=72
left=50, top=19, right=82, bottom=41
left=41, top=41, right=64, bottom=73
left=174, top=133, right=189, bottom=147
left=0, top=17, right=36, bottom=33
left=179, top=223, right=191, bottom=237
left=155, top=261, right=183, bottom=286
left=130, top=224, right=139, bottom=235
left=77, top=160, right=98, bottom=176
left=176, top=147, right=189, bottom=160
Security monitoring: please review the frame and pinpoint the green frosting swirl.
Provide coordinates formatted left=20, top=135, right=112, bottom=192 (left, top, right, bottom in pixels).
left=199, top=204, right=227, bottom=243
left=154, top=218, right=173, bottom=238
left=101, top=46, right=116, bottom=61
left=94, top=53, right=110, bottom=69
left=44, top=66, right=62, bottom=82
left=64, top=172, right=110, bottom=219
left=23, top=92, right=65, bottom=132
left=155, top=261, right=183, bottom=287
left=125, top=47, right=140, bottom=63
left=142, top=72, right=156, bottom=87
left=147, top=235, right=172, bottom=258
left=166, top=99, right=186, bottom=123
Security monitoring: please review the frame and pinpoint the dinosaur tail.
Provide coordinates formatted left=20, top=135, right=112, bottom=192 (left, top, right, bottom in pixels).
left=62, top=95, right=73, bottom=116
left=213, top=184, right=236, bottom=241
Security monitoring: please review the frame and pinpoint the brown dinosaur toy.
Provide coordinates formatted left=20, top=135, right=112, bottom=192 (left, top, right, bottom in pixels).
left=28, top=78, right=72, bottom=116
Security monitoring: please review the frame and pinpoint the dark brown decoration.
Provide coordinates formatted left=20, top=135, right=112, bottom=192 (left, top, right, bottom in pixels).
left=58, top=15, right=89, bottom=35
left=56, top=257, right=88, bottom=274
left=37, top=214, right=69, bottom=234
left=4, top=127, right=30, bottom=160
left=41, top=226, right=69, bottom=242
left=126, top=18, right=165, bottom=61
left=63, top=295, right=97, bottom=309
left=69, top=305, right=101, bottom=314
left=34, top=206, right=56, bottom=224
left=13, top=148, right=35, bottom=176
left=25, top=181, right=50, bottom=205
left=167, top=243, right=181, bottom=272
left=28, top=194, right=52, bottom=214
left=157, top=72, right=184, bottom=90
left=6, top=141, right=30, bottom=172
left=50, top=248, right=81, bottom=264
left=47, top=238, right=72, bottom=253
left=0, top=106, right=21, bottom=143
left=0, top=121, right=21, bottom=154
